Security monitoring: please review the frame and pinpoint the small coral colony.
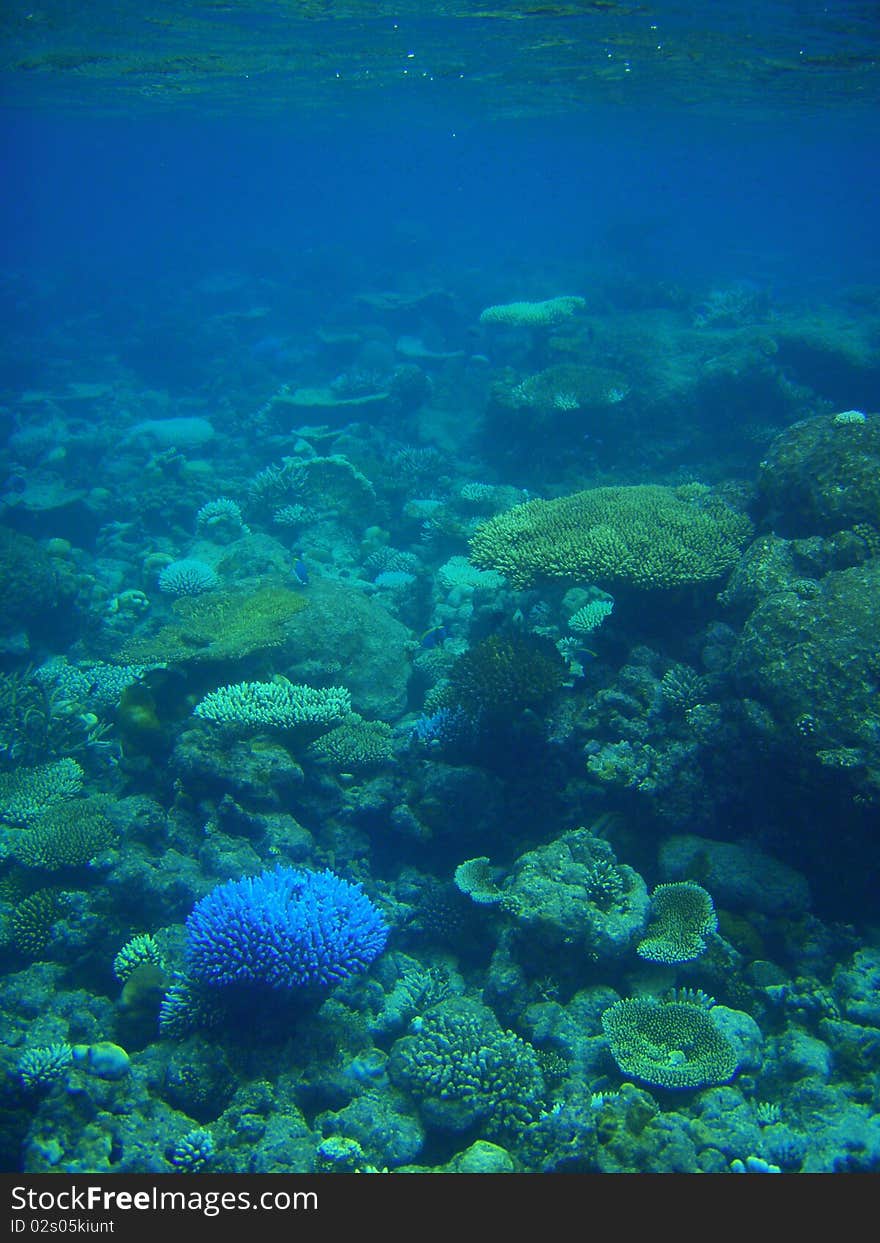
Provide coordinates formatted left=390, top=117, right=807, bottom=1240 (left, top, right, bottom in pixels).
left=2, top=285, right=880, bottom=1174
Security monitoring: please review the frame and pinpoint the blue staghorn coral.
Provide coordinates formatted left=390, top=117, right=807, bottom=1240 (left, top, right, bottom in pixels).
left=184, top=867, right=388, bottom=995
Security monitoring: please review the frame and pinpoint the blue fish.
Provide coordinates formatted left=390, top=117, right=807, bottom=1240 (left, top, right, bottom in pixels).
left=419, top=625, right=446, bottom=650
left=292, top=554, right=309, bottom=586
left=250, top=335, right=286, bottom=359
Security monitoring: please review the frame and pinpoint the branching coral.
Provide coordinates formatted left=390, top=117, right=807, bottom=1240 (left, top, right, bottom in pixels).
left=479, top=296, right=585, bottom=327
left=18, top=1043, right=73, bottom=1091
left=443, top=633, right=567, bottom=723
left=158, top=559, right=220, bottom=597
left=196, top=497, right=249, bottom=541
left=436, top=556, right=505, bottom=596
left=10, top=795, right=116, bottom=870
left=183, top=867, right=388, bottom=995
left=11, top=888, right=66, bottom=956
left=307, top=716, right=394, bottom=770
left=388, top=997, right=546, bottom=1138
left=194, top=679, right=351, bottom=730
left=0, top=668, right=104, bottom=768
left=113, top=933, right=166, bottom=983
left=0, top=759, right=84, bottom=826
left=569, top=599, right=614, bottom=636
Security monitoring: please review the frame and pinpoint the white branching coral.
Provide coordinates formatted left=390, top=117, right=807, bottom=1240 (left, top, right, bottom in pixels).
left=479, top=296, right=586, bottom=327
left=196, top=498, right=250, bottom=541
left=437, top=556, right=506, bottom=595
left=568, top=599, right=614, bottom=636
left=158, top=559, right=220, bottom=596
left=194, top=679, right=351, bottom=729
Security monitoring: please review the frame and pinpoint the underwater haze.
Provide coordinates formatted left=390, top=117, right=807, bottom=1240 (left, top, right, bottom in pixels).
left=1, top=1, right=880, bottom=1176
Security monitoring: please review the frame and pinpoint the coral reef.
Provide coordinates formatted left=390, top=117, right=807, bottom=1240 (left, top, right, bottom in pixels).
left=2, top=173, right=879, bottom=1179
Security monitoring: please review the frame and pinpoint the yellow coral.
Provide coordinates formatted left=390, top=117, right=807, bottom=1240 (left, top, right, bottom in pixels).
left=470, top=484, right=751, bottom=591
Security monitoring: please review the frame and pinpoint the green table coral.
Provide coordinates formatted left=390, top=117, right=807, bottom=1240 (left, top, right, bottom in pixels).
left=602, top=997, right=739, bottom=1090
left=470, top=484, right=752, bottom=590
left=116, top=583, right=308, bottom=666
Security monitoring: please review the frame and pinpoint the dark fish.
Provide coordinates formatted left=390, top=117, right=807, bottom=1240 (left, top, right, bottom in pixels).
left=292, top=555, right=309, bottom=586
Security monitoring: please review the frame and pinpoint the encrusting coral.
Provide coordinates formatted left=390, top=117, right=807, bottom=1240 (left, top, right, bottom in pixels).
left=115, top=583, right=308, bottom=666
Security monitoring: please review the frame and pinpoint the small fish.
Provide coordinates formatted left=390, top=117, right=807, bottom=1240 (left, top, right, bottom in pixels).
left=419, top=625, right=447, bottom=650
left=250, top=334, right=283, bottom=355
left=292, top=554, right=309, bottom=586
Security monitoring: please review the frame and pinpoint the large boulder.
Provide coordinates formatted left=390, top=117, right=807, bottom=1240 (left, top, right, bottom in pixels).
left=733, top=557, right=880, bottom=794
left=283, top=577, right=412, bottom=720
left=758, top=411, right=880, bottom=536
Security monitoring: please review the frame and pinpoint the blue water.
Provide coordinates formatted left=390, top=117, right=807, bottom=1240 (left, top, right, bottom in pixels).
left=2, top=2, right=880, bottom=1179
left=4, top=108, right=879, bottom=327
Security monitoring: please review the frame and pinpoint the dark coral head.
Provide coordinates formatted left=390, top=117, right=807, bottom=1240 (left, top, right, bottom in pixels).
left=446, top=632, right=567, bottom=722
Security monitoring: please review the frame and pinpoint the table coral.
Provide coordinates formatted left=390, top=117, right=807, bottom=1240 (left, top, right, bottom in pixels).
left=470, top=484, right=752, bottom=590
left=602, top=997, right=740, bottom=1089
